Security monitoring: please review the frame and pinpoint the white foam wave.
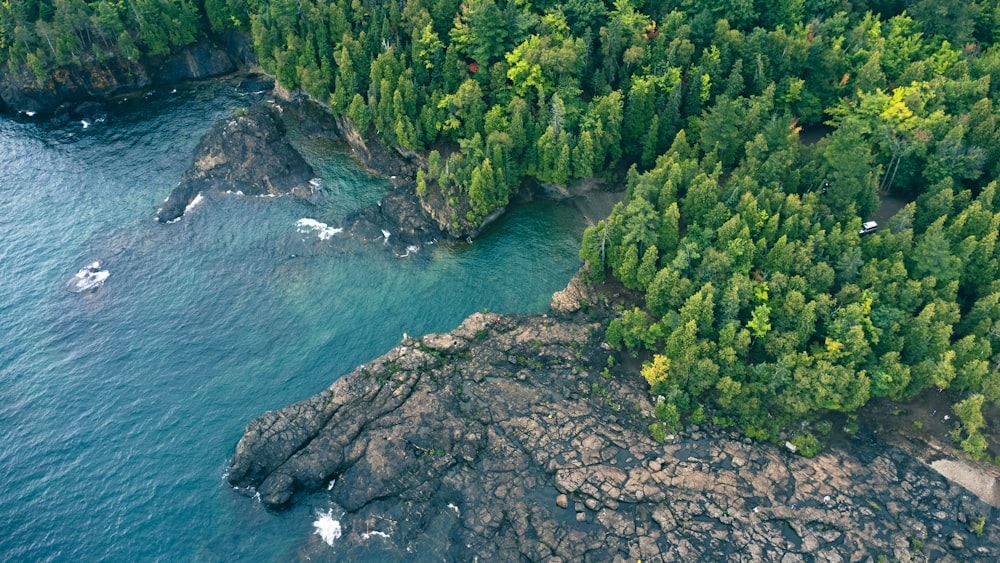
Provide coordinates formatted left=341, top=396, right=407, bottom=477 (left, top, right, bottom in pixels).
left=297, top=218, right=342, bottom=241
left=309, top=178, right=322, bottom=189
left=313, top=509, right=342, bottom=547
left=67, top=261, right=109, bottom=293
left=184, top=193, right=204, bottom=214
left=381, top=229, right=391, bottom=245
left=361, top=530, right=390, bottom=541
left=24, top=110, right=36, bottom=117
left=395, top=244, right=420, bottom=258
left=81, top=119, right=90, bottom=129
left=448, top=503, right=460, bottom=516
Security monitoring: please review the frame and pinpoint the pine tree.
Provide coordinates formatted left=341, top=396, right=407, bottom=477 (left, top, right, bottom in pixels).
left=636, top=246, right=659, bottom=291
left=573, top=130, right=596, bottom=179
left=641, top=114, right=660, bottom=169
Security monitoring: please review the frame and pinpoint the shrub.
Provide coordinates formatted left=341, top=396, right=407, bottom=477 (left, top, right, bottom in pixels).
left=654, top=401, right=681, bottom=431
left=649, top=422, right=667, bottom=443
left=971, top=515, right=986, bottom=537
left=689, top=406, right=707, bottom=425
left=791, top=433, right=823, bottom=458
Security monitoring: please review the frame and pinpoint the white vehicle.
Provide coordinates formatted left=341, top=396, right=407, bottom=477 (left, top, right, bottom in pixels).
left=859, top=221, right=879, bottom=235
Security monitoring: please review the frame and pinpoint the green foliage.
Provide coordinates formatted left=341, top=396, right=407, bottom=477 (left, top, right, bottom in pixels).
left=572, top=7, right=1000, bottom=447
left=348, top=93, right=371, bottom=133
left=654, top=401, right=681, bottom=432
left=6, top=0, right=1000, bottom=454
left=609, top=307, right=657, bottom=353
left=971, top=515, right=986, bottom=537
left=689, top=406, right=706, bottom=425
left=0, top=0, right=203, bottom=71
left=790, top=433, right=823, bottom=458
left=648, top=422, right=667, bottom=443
left=953, top=394, right=990, bottom=460
left=641, top=354, right=670, bottom=394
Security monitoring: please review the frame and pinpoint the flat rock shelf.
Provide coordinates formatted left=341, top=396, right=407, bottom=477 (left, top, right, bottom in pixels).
left=227, top=278, right=999, bottom=562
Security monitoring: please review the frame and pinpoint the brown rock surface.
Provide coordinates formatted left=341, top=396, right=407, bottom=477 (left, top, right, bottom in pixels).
left=228, top=279, right=998, bottom=561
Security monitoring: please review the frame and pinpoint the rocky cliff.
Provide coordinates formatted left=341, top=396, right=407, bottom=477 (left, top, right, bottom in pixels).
left=157, top=101, right=314, bottom=223
left=227, top=276, right=999, bottom=561
left=0, top=33, right=253, bottom=114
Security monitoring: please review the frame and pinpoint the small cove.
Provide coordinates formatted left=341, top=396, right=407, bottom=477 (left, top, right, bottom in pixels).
left=0, top=77, right=585, bottom=561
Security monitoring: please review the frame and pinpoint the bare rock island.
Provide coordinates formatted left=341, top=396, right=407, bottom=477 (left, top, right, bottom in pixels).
left=226, top=279, right=998, bottom=561
left=157, top=102, right=314, bottom=223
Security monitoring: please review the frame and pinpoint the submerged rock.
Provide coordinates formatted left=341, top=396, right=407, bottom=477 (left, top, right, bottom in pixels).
left=227, top=276, right=998, bottom=561
left=157, top=102, right=314, bottom=223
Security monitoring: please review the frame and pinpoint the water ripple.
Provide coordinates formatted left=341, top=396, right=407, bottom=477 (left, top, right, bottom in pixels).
left=0, top=76, right=584, bottom=562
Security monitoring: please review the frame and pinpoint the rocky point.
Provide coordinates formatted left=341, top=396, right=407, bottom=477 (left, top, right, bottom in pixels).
left=157, top=101, right=314, bottom=223
left=227, top=275, right=999, bottom=561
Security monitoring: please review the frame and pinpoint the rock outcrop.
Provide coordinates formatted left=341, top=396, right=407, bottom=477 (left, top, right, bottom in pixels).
left=311, top=115, right=444, bottom=253
left=332, top=115, right=422, bottom=182
left=157, top=102, right=314, bottom=223
left=227, top=279, right=999, bottom=561
left=342, top=187, right=445, bottom=255
left=0, top=35, right=252, bottom=114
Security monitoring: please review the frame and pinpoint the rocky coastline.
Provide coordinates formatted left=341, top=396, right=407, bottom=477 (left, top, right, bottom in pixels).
left=11, top=58, right=989, bottom=558
left=0, top=32, right=255, bottom=115
left=6, top=27, right=995, bottom=563
left=162, top=87, right=534, bottom=253
left=227, top=275, right=999, bottom=561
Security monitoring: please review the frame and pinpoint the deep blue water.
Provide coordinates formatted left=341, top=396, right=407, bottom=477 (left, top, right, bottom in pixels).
left=0, top=79, right=584, bottom=561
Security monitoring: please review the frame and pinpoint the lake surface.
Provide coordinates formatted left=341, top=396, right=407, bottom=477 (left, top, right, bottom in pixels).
left=0, top=78, right=585, bottom=561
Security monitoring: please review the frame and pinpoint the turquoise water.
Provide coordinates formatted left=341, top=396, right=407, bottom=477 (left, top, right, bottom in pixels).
left=0, top=79, right=584, bottom=561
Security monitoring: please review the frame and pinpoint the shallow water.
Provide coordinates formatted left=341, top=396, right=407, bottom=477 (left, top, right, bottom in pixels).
left=0, top=78, right=584, bottom=561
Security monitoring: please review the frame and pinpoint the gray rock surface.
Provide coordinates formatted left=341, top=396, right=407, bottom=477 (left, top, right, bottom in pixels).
left=227, top=279, right=999, bottom=561
left=342, top=186, right=445, bottom=254
left=157, top=101, right=314, bottom=222
left=0, top=36, right=249, bottom=113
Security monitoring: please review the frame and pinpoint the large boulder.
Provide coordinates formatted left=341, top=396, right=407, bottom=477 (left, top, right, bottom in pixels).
left=157, top=102, right=314, bottom=222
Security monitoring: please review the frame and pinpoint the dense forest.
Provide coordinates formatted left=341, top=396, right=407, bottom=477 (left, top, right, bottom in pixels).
left=4, top=0, right=1000, bottom=457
